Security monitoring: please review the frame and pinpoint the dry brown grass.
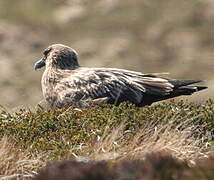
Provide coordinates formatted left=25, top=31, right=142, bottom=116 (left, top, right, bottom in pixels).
left=33, top=113, right=213, bottom=180
left=78, top=115, right=212, bottom=166
left=0, top=137, right=42, bottom=180
left=0, top=113, right=212, bottom=179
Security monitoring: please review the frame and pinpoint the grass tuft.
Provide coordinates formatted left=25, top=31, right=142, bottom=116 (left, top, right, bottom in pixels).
left=0, top=100, right=213, bottom=179
left=0, top=137, right=43, bottom=179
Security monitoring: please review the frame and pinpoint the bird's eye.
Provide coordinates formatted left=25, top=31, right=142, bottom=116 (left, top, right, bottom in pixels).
left=43, top=48, right=52, bottom=56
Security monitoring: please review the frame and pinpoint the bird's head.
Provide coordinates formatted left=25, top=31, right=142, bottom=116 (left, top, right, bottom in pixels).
left=34, top=44, right=79, bottom=70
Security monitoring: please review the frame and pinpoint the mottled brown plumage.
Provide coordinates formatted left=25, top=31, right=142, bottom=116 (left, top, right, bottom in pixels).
left=34, top=44, right=207, bottom=108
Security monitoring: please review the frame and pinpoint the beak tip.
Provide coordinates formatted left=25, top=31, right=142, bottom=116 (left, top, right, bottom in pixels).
left=34, top=59, right=45, bottom=70
left=34, top=64, right=39, bottom=71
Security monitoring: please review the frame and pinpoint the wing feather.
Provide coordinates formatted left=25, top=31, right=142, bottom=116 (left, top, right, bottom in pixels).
left=55, top=67, right=174, bottom=106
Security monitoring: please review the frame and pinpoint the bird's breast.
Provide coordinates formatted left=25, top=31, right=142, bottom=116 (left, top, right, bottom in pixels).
left=41, top=69, right=59, bottom=107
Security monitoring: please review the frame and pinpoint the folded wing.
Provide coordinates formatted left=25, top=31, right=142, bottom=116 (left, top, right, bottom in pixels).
left=55, top=68, right=207, bottom=107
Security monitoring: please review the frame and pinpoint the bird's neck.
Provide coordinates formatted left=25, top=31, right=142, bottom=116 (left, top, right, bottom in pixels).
left=43, top=67, right=64, bottom=83
left=41, top=67, right=64, bottom=106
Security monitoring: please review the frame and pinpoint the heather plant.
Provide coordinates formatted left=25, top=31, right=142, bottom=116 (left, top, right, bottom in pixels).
left=0, top=100, right=213, bottom=179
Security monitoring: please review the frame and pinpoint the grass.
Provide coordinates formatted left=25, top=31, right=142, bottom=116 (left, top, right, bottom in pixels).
left=0, top=137, right=42, bottom=179
left=0, top=100, right=213, bottom=179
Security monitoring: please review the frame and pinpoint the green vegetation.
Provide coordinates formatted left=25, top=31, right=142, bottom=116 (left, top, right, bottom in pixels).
left=0, top=100, right=213, bottom=179
left=0, top=100, right=213, bottom=158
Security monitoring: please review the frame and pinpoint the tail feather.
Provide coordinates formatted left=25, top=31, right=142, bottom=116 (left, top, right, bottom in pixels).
left=195, top=86, right=208, bottom=91
left=143, top=87, right=205, bottom=105
left=139, top=81, right=207, bottom=106
left=176, top=86, right=207, bottom=94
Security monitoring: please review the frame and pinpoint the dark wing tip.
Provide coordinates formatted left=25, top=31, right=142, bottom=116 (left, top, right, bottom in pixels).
left=169, top=80, right=206, bottom=88
left=196, top=86, right=208, bottom=91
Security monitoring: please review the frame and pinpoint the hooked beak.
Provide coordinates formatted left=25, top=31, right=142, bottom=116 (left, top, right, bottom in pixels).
left=34, top=59, right=45, bottom=70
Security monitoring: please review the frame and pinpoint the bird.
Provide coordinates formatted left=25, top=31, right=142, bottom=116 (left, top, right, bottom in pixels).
left=34, top=44, right=207, bottom=108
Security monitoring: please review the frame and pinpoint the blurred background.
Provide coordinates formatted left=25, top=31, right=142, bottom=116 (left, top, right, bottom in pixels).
left=0, top=0, right=213, bottom=110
